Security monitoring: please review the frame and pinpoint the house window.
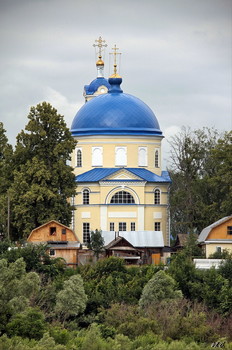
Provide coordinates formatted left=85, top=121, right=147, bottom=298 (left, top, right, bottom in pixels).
left=119, top=222, right=127, bottom=231
left=49, top=249, right=55, bottom=256
left=131, top=222, right=135, bottom=231
left=155, top=149, right=159, bottom=168
left=50, top=227, right=56, bottom=235
left=77, top=149, right=82, bottom=167
left=83, top=189, right=90, bottom=205
left=110, top=190, right=135, bottom=204
left=154, top=222, right=161, bottom=231
left=138, top=147, right=147, bottom=166
left=83, top=223, right=90, bottom=244
left=115, top=147, right=127, bottom=166
left=62, top=229, right=66, bottom=235
left=216, top=247, right=222, bottom=253
left=154, top=189, right=161, bottom=204
left=227, top=226, right=232, bottom=235
left=92, top=147, right=103, bottom=166
left=110, top=222, right=115, bottom=231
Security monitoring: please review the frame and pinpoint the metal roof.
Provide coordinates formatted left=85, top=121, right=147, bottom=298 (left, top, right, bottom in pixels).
left=102, top=231, right=164, bottom=248
left=76, top=168, right=171, bottom=183
left=198, top=215, right=232, bottom=242
left=71, top=77, right=162, bottom=137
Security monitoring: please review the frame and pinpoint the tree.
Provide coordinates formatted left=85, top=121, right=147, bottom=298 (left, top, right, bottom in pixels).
left=168, top=127, right=231, bottom=236
left=10, top=102, right=76, bottom=239
left=55, top=274, right=87, bottom=322
left=0, top=258, right=40, bottom=332
left=88, top=229, right=105, bottom=260
left=139, top=270, right=182, bottom=309
left=0, top=123, right=13, bottom=237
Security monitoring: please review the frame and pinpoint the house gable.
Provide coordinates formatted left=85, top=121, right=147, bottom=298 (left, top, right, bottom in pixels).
left=28, top=220, right=79, bottom=243
left=207, top=218, right=232, bottom=240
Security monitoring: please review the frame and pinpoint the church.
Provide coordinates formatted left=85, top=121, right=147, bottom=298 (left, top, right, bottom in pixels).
left=70, top=37, right=171, bottom=262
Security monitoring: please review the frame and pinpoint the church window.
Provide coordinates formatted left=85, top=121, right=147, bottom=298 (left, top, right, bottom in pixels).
left=77, top=148, right=82, bottom=167
left=92, top=147, right=103, bottom=166
left=227, top=226, right=232, bottom=235
left=155, top=149, right=159, bottom=168
left=83, top=223, right=90, bottom=244
left=131, top=222, right=135, bottom=231
left=119, top=222, right=127, bottom=231
left=83, top=189, right=90, bottom=205
left=115, top=147, right=127, bottom=166
left=110, top=190, right=135, bottom=204
left=138, top=147, right=147, bottom=166
left=110, top=222, right=115, bottom=231
left=154, top=189, right=161, bottom=204
left=154, top=222, right=161, bottom=231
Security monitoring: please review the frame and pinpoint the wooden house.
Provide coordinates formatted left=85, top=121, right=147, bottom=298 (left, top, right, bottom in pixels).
left=198, top=215, right=232, bottom=258
left=27, top=220, right=80, bottom=267
left=105, top=236, right=141, bottom=264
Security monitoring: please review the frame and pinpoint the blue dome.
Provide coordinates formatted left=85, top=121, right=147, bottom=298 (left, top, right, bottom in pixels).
left=84, top=77, right=111, bottom=95
left=72, top=78, right=162, bottom=137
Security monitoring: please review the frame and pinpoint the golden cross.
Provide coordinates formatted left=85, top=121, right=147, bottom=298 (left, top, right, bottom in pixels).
left=93, top=36, right=107, bottom=57
left=110, top=44, right=121, bottom=76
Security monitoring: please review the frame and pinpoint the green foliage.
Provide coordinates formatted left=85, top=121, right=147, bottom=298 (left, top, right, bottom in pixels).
left=55, top=274, right=87, bottom=322
left=10, top=102, right=76, bottom=239
left=0, top=123, right=13, bottom=238
left=139, top=270, right=182, bottom=309
left=6, top=307, right=46, bottom=340
left=169, top=127, right=231, bottom=236
left=0, top=258, right=40, bottom=332
left=88, top=229, right=105, bottom=260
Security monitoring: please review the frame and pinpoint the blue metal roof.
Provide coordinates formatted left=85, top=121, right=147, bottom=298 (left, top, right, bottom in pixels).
left=84, top=77, right=111, bottom=95
left=76, top=168, right=171, bottom=183
left=71, top=77, right=162, bottom=137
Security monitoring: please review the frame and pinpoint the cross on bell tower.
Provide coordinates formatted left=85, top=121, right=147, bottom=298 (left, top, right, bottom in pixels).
left=93, top=36, right=107, bottom=78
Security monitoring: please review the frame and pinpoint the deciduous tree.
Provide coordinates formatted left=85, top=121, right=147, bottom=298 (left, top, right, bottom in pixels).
left=10, top=102, right=76, bottom=239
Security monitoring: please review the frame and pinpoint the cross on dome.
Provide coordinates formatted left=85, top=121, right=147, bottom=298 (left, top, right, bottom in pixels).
left=110, top=44, right=122, bottom=78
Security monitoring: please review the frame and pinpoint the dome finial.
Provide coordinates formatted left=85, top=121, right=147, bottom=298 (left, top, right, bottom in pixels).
left=93, top=36, right=107, bottom=77
left=109, top=44, right=122, bottom=78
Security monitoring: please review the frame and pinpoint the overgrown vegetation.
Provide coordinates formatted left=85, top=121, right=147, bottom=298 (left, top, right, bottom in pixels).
left=0, top=241, right=231, bottom=348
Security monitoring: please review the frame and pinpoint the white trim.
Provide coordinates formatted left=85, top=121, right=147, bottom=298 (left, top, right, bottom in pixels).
left=81, top=212, right=91, bottom=218
left=105, top=186, right=140, bottom=204
left=138, top=206, right=144, bottom=230
left=108, top=212, right=137, bottom=218
left=100, top=206, right=107, bottom=230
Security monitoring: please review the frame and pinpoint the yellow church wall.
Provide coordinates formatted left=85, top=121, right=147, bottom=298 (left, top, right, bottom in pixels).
left=207, top=218, right=232, bottom=240
left=71, top=135, right=163, bottom=176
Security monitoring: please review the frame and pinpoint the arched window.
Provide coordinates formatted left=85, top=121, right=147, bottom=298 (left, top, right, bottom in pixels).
left=115, top=147, right=127, bottom=166
left=138, top=147, right=147, bottom=166
left=110, top=190, right=135, bottom=204
left=155, top=149, right=160, bottom=168
left=92, top=147, right=103, bottom=166
left=77, top=149, right=82, bottom=167
left=154, top=189, right=160, bottom=204
left=83, top=189, right=90, bottom=205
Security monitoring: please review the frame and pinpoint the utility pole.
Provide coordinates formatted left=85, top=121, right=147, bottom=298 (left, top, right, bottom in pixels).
left=7, top=192, right=10, bottom=240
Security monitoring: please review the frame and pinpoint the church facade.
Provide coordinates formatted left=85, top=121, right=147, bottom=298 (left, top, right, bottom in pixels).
left=70, top=38, right=171, bottom=250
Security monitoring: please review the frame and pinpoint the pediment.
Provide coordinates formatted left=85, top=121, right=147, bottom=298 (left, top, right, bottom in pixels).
left=103, top=169, right=143, bottom=181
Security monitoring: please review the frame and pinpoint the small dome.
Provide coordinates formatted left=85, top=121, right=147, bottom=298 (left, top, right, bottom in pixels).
left=72, top=78, right=162, bottom=137
left=84, top=77, right=111, bottom=95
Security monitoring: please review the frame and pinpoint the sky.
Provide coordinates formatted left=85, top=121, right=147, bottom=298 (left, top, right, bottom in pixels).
left=0, top=0, right=231, bottom=167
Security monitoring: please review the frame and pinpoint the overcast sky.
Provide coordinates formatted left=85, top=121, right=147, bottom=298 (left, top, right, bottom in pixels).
left=0, top=0, right=231, bottom=166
